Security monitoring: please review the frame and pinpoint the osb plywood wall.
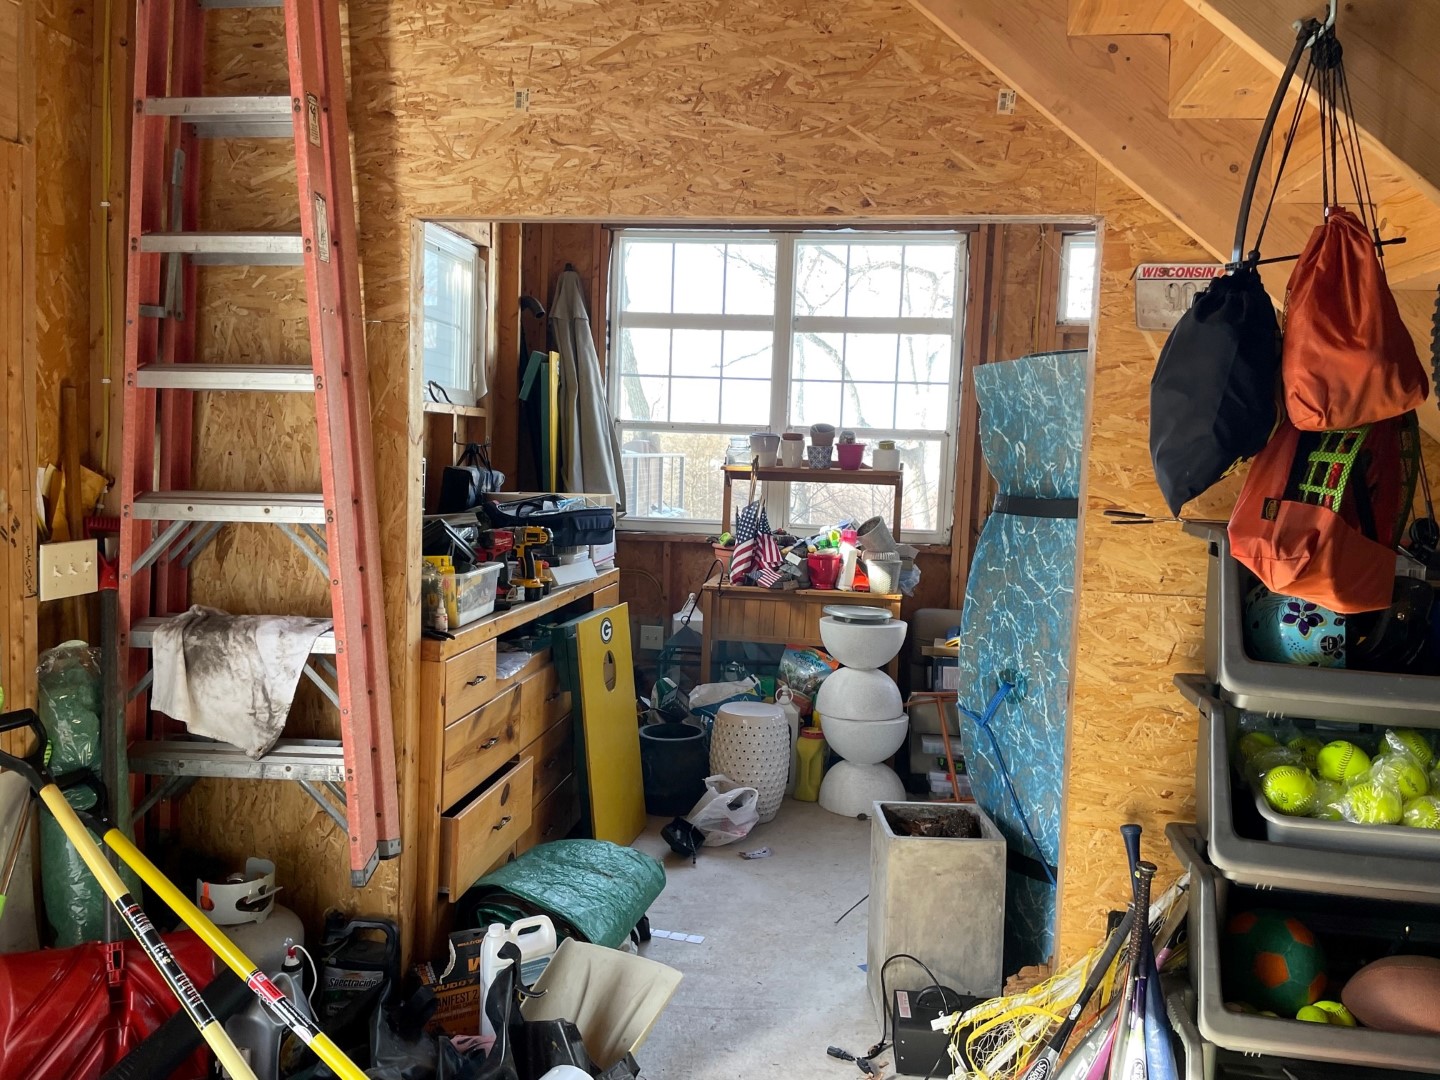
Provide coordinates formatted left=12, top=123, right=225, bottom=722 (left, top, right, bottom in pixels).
left=172, top=0, right=1440, bottom=963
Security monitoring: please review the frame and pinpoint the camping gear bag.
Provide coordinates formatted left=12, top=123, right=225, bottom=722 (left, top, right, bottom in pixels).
left=1228, top=412, right=1418, bottom=614
left=481, top=494, right=614, bottom=547
left=1150, top=267, right=1280, bottom=515
left=1282, top=206, right=1429, bottom=430
left=438, top=442, right=505, bottom=513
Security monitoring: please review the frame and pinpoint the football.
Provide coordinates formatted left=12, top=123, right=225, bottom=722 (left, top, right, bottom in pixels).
left=1341, top=956, right=1440, bottom=1035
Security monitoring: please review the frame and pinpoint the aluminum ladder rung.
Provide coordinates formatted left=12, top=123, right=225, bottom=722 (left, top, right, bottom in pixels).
left=136, top=363, right=315, bottom=392
left=129, top=616, right=337, bottom=654
left=139, top=232, right=303, bottom=265
left=144, top=96, right=291, bottom=138
left=129, top=737, right=346, bottom=782
left=131, top=490, right=327, bottom=524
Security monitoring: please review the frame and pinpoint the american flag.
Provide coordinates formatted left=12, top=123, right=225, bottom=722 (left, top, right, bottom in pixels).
left=729, top=497, right=775, bottom=582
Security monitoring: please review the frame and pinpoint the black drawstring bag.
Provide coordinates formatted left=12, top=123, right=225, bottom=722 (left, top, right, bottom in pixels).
left=439, top=442, right=506, bottom=514
left=1149, top=267, right=1280, bottom=515
left=1148, top=18, right=1321, bottom=516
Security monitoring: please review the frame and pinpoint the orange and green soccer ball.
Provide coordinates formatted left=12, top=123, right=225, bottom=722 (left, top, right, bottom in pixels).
left=1223, top=910, right=1326, bottom=1015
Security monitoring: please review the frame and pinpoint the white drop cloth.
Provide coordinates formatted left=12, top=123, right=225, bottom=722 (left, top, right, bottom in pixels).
left=151, top=606, right=333, bottom=759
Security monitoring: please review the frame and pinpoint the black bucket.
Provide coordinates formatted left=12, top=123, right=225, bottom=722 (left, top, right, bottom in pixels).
left=639, top=722, right=709, bottom=817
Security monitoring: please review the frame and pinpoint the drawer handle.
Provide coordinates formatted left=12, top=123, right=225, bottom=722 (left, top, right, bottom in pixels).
left=545, top=691, right=563, bottom=703
left=542, top=754, right=561, bottom=770
left=492, top=815, right=512, bottom=832
left=466, top=674, right=488, bottom=687
left=480, top=737, right=500, bottom=750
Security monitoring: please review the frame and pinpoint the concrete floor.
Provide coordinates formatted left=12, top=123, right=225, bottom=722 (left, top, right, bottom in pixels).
left=631, top=798, right=885, bottom=1079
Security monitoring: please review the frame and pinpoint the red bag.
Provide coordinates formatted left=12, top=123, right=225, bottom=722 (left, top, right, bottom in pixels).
left=1282, top=206, right=1428, bottom=431
left=1228, top=413, right=1416, bottom=614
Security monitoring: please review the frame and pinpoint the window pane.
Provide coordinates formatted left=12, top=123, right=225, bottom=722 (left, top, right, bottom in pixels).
left=843, top=332, right=898, bottom=382
left=670, top=377, right=721, bottom=423
left=788, top=439, right=944, bottom=536
left=618, top=327, right=669, bottom=377
left=421, top=235, right=476, bottom=403
left=894, top=383, right=951, bottom=430
left=721, top=379, right=771, bottom=425
left=673, top=242, right=725, bottom=314
left=790, top=379, right=842, bottom=427
left=898, top=334, right=954, bottom=384
left=618, top=375, right=669, bottom=422
left=621, top=241, right=673, bottom=312
left=845, top=244, right=903, bottom=317
left=902, top=244, right=957, bottom=318
left=620, top=429, right=729, bottom=521
left=672, top=328, right=721, bottom=376
left=793, top=331, right=843, bottom=382
left=1060, top=234, right=1097, bottom=322
left=794, top=243, right=848, bottom=317
left=725, top=243, right=776, bottom=315
left=721, top=330, right=772, bottom=379
left=843, top=383, right=896, bottom=429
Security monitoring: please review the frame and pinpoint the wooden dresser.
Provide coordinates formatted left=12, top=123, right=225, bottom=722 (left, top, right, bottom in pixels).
left=413, top=570, right=620, bottom=958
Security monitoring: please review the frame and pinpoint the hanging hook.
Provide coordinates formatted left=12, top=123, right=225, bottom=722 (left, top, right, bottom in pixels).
left=1294, top=0, right=1336, bottom=47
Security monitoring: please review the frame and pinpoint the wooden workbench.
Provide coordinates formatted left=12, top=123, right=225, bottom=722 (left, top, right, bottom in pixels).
left=412, top=570, right=620, bottom=960
left=697, top=574, right=902, bottom=680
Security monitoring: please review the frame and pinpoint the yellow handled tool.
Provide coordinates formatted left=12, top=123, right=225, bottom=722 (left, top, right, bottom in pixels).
left=0, top=708, right=257, bottom=1080
left=0, top=709, right=367, bottom=1080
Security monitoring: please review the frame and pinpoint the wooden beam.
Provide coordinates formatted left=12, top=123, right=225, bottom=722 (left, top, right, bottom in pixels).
left=1068, top=0, right=1190, bottom=36
left=907, top=0, right=1308, bottom=260
left=1181, top=0, right=1440, bottom=205
left=1269, top=113, right=1411, bottom=208
left=1168, top=10, right=1272, bottom=119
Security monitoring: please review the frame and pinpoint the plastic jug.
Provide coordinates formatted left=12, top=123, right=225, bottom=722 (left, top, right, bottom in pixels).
left=480, top=915, right=559, bottom=1037
left=793, top=728, right=827, bottom=802
left=224, top=947, right=315, bottom=1079
left=671, top=592, right=703, bottom=638
left=775, top=688, right=801, bottom=796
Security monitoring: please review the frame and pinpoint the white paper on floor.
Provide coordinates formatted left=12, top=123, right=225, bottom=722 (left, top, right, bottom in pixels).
left=649, top=929, right=705, bottom=943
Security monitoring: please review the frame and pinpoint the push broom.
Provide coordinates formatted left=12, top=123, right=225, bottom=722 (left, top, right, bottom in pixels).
left=0, top=708, right=367, bottom=1080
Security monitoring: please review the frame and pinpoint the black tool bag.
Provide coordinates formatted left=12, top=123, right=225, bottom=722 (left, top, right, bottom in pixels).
left=482, top=494, right=615, bottom=547
left=438, top=442, right=506, bottom=514
left=1149, top=267, right=1281, bottom=515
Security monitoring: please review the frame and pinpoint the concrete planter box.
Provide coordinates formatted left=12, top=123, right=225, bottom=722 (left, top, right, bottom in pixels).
left=867, top=801, right=1006, bottom=1016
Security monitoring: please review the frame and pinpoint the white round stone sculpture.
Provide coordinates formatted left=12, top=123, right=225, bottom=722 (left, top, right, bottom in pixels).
left=818, top=760, right=907, bottom=817
left=710, top=701, right=791, bottom=823
left=813, top=613, right=910, bottom=818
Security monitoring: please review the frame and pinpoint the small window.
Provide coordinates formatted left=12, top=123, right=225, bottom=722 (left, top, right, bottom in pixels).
left=1058, top=232, right=1097, bottom=324
left=421, top=224, right=487, bottom=407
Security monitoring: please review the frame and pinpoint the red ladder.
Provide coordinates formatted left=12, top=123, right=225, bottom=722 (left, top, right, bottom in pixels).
left=118, top=0, right=400, bottom=886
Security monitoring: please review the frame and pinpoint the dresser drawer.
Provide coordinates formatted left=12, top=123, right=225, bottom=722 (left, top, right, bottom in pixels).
left=516, top=774, right=580, bottom=855
left=439, top=757, right=533, bottom=897
left=443, top=638, right=499, bottom=722
left=593, top=582, right=620, bottom=608
left=517, top=664, right=571, bottom=749
left=441, top=687, right=523, bottom=810
left=529, top=716, right=574, bottom=803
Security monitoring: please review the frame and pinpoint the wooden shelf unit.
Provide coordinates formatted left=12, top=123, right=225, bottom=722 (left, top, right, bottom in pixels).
left=720, top=462, right=904, bottom=541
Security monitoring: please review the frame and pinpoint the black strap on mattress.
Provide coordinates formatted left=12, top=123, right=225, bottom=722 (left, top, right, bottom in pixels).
left=993, top=495, right=1079, bottom=520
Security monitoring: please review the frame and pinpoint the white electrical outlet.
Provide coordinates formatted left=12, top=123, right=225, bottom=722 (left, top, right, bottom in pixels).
left=39, top=539, right=99, bottom=601
left=639, top=624, right=665, bottom=651
left=997, top=89, right=1017, bottom=114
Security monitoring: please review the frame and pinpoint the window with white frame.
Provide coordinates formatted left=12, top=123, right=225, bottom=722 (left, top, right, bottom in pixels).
left=609, top=230, right=967, bottom=541
left=421, top=223, right=487, bottom=407
left=1058, top=231, right=1097, bottom=324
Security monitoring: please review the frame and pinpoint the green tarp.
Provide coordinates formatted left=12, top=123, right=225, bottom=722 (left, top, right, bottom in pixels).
left=459, top=840, right=664, bottom=949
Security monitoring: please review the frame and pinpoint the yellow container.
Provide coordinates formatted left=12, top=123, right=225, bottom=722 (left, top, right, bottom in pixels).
left=793, top=727, right=828, bottom=802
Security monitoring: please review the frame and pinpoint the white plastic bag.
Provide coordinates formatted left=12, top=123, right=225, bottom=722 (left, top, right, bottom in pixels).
left=685, top=774, right=759, bottom=846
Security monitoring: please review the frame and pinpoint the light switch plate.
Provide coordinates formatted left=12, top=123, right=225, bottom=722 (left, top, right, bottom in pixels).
left=639, top=623, right=665, bottom=651
left=39, top=539, right=98, bottom=601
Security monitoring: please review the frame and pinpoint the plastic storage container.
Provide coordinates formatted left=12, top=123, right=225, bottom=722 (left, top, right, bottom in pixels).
left=1191, top=523, right=1440, bottom=726
left=1169, top=823, right=1440, bottom=1071
left=452, top=562, right=503, bottom=626
left=1176, top=674, right=1438, bottom=902
left=1250, top=785, right=1440, bottom=860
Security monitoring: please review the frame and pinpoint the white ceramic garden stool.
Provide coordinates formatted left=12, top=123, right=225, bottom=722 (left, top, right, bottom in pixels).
left=710, top=701, right=790, bottom=823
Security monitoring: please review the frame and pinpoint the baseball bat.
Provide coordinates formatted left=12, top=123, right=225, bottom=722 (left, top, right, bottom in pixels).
left=1121, top=824, right=1179, bottom=1080
left=1119, top=862, right=1157, bottom=1080
left=1054, top=999, right=1122, bottom=1080
left=1018, top=905, right=1137, bottom=1080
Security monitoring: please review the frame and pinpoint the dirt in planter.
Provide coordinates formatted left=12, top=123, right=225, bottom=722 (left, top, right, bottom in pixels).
left=882, top=804, right=981, bottom=839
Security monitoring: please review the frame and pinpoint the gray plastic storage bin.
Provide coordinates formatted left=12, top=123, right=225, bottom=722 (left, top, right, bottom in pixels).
left=1177, top=675, right=1439, bottom=902
left=1250, top=787, right=1440, bottom=860
left=1191, top=523, right=1440, bottom=727
left=1169, top=824, right=1440, bottom=1072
